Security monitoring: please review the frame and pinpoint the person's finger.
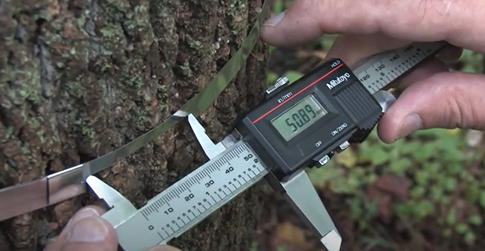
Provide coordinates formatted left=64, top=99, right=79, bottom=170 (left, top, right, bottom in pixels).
left=261, top=0, right=485, bottom=52
left=44, top=206, right=108, bottom=251
left=323, top=34, right=451, bottom=90
left=147, top=245, right=182, bottom=251
left=59, top=216, right=118, bottom=251
left=377, top=71, right=485, bottom=143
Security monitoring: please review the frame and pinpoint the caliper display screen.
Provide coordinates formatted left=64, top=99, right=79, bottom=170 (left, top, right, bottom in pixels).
left=270, top=94, right=328, bottom=141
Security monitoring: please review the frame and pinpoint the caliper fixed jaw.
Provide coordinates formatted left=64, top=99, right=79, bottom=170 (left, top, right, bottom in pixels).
left=85, top=176, right=137, bottom=228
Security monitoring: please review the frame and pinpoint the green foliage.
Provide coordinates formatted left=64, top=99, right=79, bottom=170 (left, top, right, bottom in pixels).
left=308, top=127, right=484, bottom=245
left=461, top=49, right=484, bottom=73
left=249, top=242, right=258, bottom=251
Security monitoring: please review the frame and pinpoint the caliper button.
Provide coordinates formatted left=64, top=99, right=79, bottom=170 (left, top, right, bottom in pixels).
left=313, top=152, right=334, bottom=167
left=334, top=141, right=350, bottom=153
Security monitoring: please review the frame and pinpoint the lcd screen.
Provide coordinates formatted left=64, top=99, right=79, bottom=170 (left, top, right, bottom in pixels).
left=270, top=95, right=327, bottom=141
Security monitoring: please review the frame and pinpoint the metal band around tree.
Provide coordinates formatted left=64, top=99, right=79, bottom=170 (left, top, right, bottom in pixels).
left=88, top=0, right=271, bottom=175
left=0, top=0, right=272, bottom=221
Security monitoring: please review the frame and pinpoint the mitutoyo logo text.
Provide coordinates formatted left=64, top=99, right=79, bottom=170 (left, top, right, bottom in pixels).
left=326, top=72, right=351, bottom=90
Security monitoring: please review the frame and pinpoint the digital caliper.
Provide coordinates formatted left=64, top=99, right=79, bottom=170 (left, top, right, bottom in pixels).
left=0, top=41, right=446, bottom=250
left=84, top=41, right=447, bottom=251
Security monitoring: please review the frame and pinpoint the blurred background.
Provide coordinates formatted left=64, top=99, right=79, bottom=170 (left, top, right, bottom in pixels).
left=250, top=1, right=485, bottom=251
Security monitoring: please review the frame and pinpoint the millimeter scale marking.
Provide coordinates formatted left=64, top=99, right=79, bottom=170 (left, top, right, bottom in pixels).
left=110, top=141, right=269, bottom=251
left=355, top=41, right=446, bottom=94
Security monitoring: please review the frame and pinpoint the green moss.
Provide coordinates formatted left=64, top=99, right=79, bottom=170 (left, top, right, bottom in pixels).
left=227, top=0, right=247, bottom=16
left=100, top=25, right=119, bottom=38
left=64, top=79, right=85, bottom=98
left=179, top=62, right=193, bottom=77
left=36, top=130, right=46, bottom=144
left=186, top=34, right=202, bottom=49
left=4, top=127, right=14, bottom=140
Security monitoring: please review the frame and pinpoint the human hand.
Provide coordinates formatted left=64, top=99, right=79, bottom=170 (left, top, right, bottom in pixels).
left=45, top=206, right=181, bottom=251
left=261, top=0, right=484, bottom=143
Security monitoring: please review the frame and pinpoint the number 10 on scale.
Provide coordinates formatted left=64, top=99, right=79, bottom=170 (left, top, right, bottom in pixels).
left=270, top=95, right=328, bottom=141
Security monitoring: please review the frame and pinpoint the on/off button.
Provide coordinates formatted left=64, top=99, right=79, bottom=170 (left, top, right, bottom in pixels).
left=313, top=152, right=334, bottom=168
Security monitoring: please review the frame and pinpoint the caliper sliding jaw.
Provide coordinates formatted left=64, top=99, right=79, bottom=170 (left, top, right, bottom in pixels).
left=264, top=167, right=342, bottom=251
left=185, top=82, right=396, bottom=251
left=187, top=96, right=396, bottom=250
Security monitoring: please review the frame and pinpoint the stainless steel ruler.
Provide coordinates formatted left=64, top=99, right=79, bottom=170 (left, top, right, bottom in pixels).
left=354, top=42, right=446, bottom=94
left=90, top=141, right=269, bottom=251
left=86, top=41, right=447, bottom=251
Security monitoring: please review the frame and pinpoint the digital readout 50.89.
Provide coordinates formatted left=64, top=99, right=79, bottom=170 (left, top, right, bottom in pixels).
left=270, top=95, right=327, bottom=141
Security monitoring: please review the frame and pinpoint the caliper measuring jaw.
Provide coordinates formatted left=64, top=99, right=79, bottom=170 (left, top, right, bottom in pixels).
left=86, top=176, right=138, bottom=229
left=265, top=169, right=342, bottom=250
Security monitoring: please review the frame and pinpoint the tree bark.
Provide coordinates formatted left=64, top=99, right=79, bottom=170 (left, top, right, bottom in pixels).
left=0, top=0, right=269, bottom=250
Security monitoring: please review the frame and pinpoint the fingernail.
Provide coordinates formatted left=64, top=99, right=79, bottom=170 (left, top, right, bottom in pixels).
left=148, top=245, right=182, bottom=251
left=66, top=208, right=99, bottom=228
left=67, top=217, right=109, bottom=243
left=264, top=12, right=285, bottom=26
left=396, top=114, right=422, bottom=140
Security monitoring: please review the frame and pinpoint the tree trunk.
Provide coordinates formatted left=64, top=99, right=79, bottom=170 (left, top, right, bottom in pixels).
left=0, top=0, right=270, bottom=250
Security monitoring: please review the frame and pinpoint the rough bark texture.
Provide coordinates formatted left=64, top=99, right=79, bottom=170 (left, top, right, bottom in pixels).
left=0, top=0, right=269, bottom=250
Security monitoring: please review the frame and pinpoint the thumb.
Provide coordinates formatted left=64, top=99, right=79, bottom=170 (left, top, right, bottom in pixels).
left=60, top=216, right=118, bottom=251
left=377, top=71, right=485, bottom=143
